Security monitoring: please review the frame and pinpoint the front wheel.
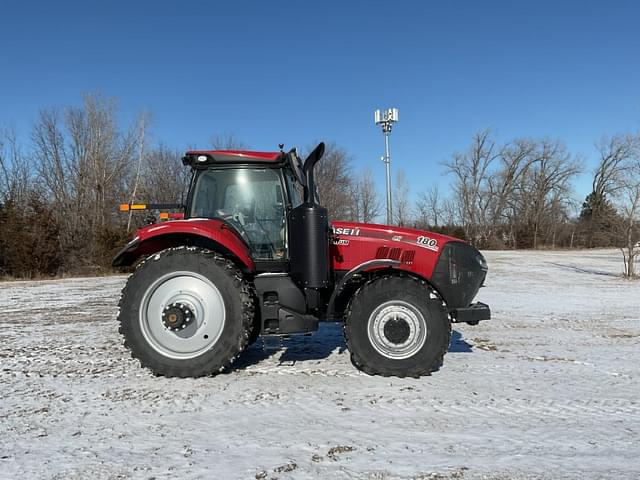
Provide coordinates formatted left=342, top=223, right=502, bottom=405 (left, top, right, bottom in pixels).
left=344, top=275, right=451, bottom=377
left=117, top=247, right=255, bottom=377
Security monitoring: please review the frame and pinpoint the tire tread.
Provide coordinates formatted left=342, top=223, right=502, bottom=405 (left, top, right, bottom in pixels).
left=344, top=274, right=451, bottom=378
left=116, top=247, right=255, bottom=377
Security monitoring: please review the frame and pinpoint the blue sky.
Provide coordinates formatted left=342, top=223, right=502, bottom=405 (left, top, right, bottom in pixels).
left=1, top=1, right=639, bottom=204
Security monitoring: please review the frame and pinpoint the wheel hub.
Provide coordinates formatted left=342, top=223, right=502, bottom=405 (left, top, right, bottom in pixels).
left=367, top=300, right=428, bottom=360
left=139, top=271, right=226, bottom=360
left=383, top=318, right=411, bottom=344
left=162, top=303, right=194, bottom=331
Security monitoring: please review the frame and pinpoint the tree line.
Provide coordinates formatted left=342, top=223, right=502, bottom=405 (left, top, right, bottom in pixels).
left=1, top=94, right=639, bottom=278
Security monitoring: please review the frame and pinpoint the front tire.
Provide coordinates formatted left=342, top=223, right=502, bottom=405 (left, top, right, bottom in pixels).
left=344, top=275, right=451, bottom=377
left=117, top=247, right=254, bottom=377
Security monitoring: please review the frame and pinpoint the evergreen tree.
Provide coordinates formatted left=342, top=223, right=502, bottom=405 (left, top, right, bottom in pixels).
left=579, top=192, right=622, bottom=247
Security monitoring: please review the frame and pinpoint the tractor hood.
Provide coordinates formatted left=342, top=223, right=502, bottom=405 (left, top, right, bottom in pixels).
left=330, top=221, right=487, bottom=309
left=331, top=221, right=460, bottom=255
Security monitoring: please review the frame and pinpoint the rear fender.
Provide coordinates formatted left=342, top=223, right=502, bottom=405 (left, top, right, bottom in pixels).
left=112, top=219, right=255, bottom=272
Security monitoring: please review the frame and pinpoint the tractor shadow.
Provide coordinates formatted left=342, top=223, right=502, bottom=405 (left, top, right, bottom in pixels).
left=233, top=323, right=473, bottom=370
left=449, top=330, right=473, bottom=352
left=233, top=322, right=347, bottom=370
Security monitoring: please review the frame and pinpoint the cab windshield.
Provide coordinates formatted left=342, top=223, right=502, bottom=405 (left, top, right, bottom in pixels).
left=189, top=168, right=286, bottom=259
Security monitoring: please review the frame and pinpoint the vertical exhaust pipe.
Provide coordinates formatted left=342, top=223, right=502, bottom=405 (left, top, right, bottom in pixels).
left=289, top=142, right=330, bottom=289
left=302, top=142, right=325, bottom=204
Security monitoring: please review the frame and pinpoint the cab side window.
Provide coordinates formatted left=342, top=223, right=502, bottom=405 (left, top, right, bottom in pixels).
left=285, top=172, right=303, bottom=208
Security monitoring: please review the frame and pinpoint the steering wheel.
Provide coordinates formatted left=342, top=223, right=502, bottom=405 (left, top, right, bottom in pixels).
left=216, top=208, right=279, bottom=259
left=216, top=209, right=252, bottom=246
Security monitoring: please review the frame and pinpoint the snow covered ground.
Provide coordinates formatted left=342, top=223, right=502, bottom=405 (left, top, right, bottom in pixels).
left=1, top=249, right=639, bottom=480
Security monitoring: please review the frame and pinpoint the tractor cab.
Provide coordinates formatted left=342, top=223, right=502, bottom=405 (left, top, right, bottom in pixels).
left=181, top=148, right=308, bottom=262
left=188, top=166, right=288, bottom=259
left=180, top=145, right=330, bottom=287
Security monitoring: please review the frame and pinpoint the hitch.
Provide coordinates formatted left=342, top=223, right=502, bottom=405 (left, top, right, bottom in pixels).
left=449, top=302, right=491, bottom=325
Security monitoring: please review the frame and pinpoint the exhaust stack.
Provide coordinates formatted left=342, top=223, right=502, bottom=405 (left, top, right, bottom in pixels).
left=289, top=142, right=330, bottom=289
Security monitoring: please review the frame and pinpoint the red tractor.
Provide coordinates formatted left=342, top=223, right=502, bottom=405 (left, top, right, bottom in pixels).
left=114, top=143, right=490, bottom=377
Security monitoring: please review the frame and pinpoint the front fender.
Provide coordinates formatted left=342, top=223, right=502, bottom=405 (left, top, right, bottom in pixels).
left=112, top=219, right=255, bottom=271
left=326, top=259, right=401, bottom=319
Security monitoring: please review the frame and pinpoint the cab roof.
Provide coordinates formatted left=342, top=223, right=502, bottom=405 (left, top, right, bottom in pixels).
left=183, top=149, right=284, bottom=166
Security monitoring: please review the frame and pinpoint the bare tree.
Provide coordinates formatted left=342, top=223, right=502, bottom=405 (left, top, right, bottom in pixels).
left=32, top=93, right=136, bottom=269
left=0, top=129, right=29, bottom=204
left=619, top=183, right=640, bottom=277
left=312, top=142, right=355, bottom=220
left=443, top=130, right=498, bottom=245
left=444, top=131, right=580, bottom=248
left=32, top=108, right=69, bottom=209
left=415, top=185, right=443, bottom=228
left=211, top=133, right=248, bottom=150
left=580, top=133, right=640, bottom=273
left=580, top=134, right=637, bottom=247
left=394, top=169, right=411, bottom=226
left=126, top=112, right=150, bottom=232
left=593, top=134, right=636, bottom=201
left=516, top=140, right=581, bottom=248
left=487, top=138, right=537, bottom=246
left=139, top=144, right=191, bottom=204
left=32, top=107, right=74, bottom=258
left=66, top=94, right=134, bottom=246
left=441, top=197, right=459, bottom=227
left=0, top=128, right=63, bottom=277
left=356, top=168, right=381, bottom=223
left=617, top=136, right=640, bottom=277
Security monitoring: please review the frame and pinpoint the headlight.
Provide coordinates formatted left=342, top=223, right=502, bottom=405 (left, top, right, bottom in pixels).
left=476, top=251, right=488, bottom=270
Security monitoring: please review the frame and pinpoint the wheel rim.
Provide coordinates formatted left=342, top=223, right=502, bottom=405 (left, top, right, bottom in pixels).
left=139, top=271, right=226, bottom=360
left=367, top=300, right=427, bottom=360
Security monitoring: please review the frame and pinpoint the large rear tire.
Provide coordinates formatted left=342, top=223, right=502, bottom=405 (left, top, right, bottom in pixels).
left=117, top=247, right=254, bottom=377
left=344, top=275, right=451, bottom=377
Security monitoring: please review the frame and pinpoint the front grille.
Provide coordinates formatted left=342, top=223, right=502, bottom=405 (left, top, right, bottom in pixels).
left=431, top=242, right=487, bottom=309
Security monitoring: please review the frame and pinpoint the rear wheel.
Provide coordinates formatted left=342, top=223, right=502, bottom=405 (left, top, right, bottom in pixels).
left=117, top=247, right=254, bottom=377
left=344, top=275, right=450, bottom=377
